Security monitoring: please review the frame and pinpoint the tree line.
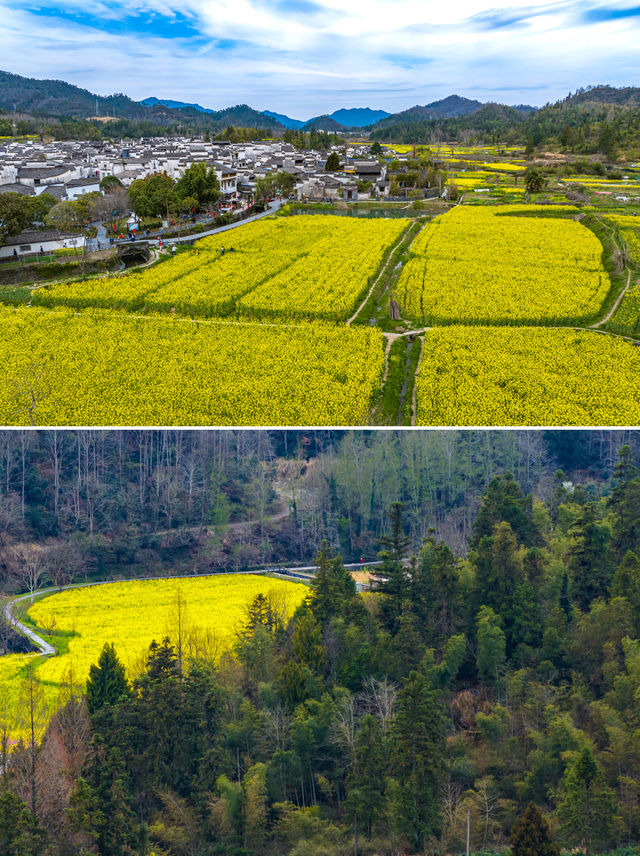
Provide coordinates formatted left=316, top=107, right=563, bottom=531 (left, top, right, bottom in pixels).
left=0, top=430, right=637, bottom=595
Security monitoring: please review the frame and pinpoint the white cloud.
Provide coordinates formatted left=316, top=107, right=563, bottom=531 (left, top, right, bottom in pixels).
left=1, top=0, right=640, bottom=115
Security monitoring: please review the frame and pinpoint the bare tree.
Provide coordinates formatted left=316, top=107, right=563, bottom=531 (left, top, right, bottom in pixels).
left=364, top=676, right=397, bottom=734
left=11, top=542, right=48, bottom=596
left=16, top=661, right=49, bottom=817
left=9, top=360, right=59, bottom=426
left=45, top=539, right=86, bottom=588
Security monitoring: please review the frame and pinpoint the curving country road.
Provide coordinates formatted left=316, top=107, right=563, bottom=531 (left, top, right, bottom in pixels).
left=3, top=592, right=57, bottom=656
left=3, top=560, right=381, bottom=661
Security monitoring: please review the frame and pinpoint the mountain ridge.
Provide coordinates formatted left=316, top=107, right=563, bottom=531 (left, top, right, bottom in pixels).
left=3, top=69, right=640, bottom=139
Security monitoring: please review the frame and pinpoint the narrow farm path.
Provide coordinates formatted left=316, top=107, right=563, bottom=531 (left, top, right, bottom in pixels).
left=592, top=266, right=633, bottom=327
left=411, top=336, right=425, bottom=427
left=347, top=222, right=417, bottom=325
left=3, top=593, right=56, bottom=656
left=153, top=481, right=292, bottom=539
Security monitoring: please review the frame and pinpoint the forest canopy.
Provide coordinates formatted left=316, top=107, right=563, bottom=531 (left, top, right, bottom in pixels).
left=2, top=431, right=640, bottom=855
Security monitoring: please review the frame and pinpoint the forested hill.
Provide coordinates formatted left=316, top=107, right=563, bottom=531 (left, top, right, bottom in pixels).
left=368, top=85, right=640, bottom=152
left=4, top=440, right=640, bottom=855
left=0, top=70, right=285, bottom=130
left=0, top=429, right=637, bottom=591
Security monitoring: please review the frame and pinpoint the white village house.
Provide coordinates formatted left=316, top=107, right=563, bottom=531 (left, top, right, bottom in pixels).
left=0, top=230, right=86, bottom=260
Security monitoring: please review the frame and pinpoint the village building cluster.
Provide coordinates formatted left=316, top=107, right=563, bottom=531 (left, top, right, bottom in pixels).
left=0, top=136, right=391, bottom=256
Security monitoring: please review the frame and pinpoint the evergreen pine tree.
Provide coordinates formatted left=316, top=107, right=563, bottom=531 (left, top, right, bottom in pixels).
left=86, top=643, right=129, bottom=716
left=556, top=746, right=616, bottom=856
left=310, top=540, right=358, bottom=626
left=0, top=790, right=46, bottom=856
left=566, top=504, right=613, bottom=611
left=389, top=669, right=446, bottom=852
left=346, top=714, right=386, bottom=840
left=510, top=802, right=559, bottom=856
left=371, top=503, right=410, bottom=632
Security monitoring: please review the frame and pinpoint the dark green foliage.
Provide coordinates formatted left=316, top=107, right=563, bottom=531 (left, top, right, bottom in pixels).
left=86, top=642, right=129, bottom=715
left=346, top=715, right=386, bottom=839
left=556, top=746, right=617, bottom=856
left=371, top=502, right=411, bottom=632
left=325, top=152, right=340, bottom=171
left=611, top=551, right=640, bottom=633
left=472, top=474, right=541, bottom=549
left=127, top=171, right=176, bottom=217
left=309, top=541, right=358, bottom=625
left=0, top=790, right=45, bottom=856
left=510, top=802, right=559, bottom=856
left=411, top=535, right=461, bottom=641
left=524, top=167, right=546, bottom=193
left=388, top=669, right=446, bottom=852
left=566, top=503, right=614, bottom=611
left=609, top=446, right=640, bottom=558
left=174, top=161, right=222, bottom=207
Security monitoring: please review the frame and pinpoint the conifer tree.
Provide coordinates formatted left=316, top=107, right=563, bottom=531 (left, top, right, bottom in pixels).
left=389, top=669, right=445, bottom=852
left=556, top=746, right=616, bottom=856
left=86, top=643, right=129, bottom=716
left=510, top=802, right=559, bottom=856
left=371, top=503, right=410, bottom=632
left=566, top=504, right=613, bottom=611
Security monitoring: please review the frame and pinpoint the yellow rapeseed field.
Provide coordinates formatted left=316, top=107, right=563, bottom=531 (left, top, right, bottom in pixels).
left=32, top=216, right=408, bottom=322
left=609, top=283, right=640, bottom=336
left=1, top=575, right=307, bottom=740
left=415, top=326, right=640, bottom=425
left=608, top=213, right=640, bottom=263
left=0, top=307, right=385, bottom=426
left=395, top=205, right=610, bottom=325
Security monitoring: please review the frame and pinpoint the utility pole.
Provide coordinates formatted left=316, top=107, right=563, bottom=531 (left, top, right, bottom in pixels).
left=466, top=808, right=470, bottom=856
left=354, top=814, right=358, bottom=856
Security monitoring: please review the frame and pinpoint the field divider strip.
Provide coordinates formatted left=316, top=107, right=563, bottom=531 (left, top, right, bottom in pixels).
left=411, top=336, right=425, bottom=427
left=346, top=221, right=418, bottom=326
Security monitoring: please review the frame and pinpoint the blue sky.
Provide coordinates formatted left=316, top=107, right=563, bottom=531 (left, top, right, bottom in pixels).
left=2, top=0, right=640, bottom=116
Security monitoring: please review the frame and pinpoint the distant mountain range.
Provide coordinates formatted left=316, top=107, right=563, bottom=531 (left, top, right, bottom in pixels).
left=0, top=69, right=536, bottom=132
left=2, top=70, right=639, bottom=140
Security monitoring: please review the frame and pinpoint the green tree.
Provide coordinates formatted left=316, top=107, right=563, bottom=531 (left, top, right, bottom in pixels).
left=556, top=746, right=616, bottom=856
left=472, top=473, right=540, bottom=548
left=292, top=611, right=326, bottom=673
left=389, top=669, right=446, bottom=852
left=371, top=502, right=410, bottom=632
left=309, top=540, right=358, bottom=626
left=254, top=174, right=278, bottom=205
left=598, top=122, right=618, bottom=160
left=127, top=171, right=176, bottom=218
left=476, top=605, right=506, bottom=685
left=412, top=535, right=460, bottom=639
left=524, top=167, right=545, bottom=193
left=99, top=174, right=124, bottom=192
left=346, top=714, right=386, bottom=842
left=566, top=503, right=613, bottom=611
left=0, top=192, right=32, bottom=243
left=0, top=790, right=45, bottom=856
left=510, top=802, right=559, bottom=856
left=609, top=445, right=640, bottom=558
left=325, top=152, right=340, bottom=171
left=243, top=762, right=268, bottom=851
left=174, top=162, right=221, bottom=207
left=611, top=551, right=640, bottom=633
left=86, top=642, right=129, bottom=715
